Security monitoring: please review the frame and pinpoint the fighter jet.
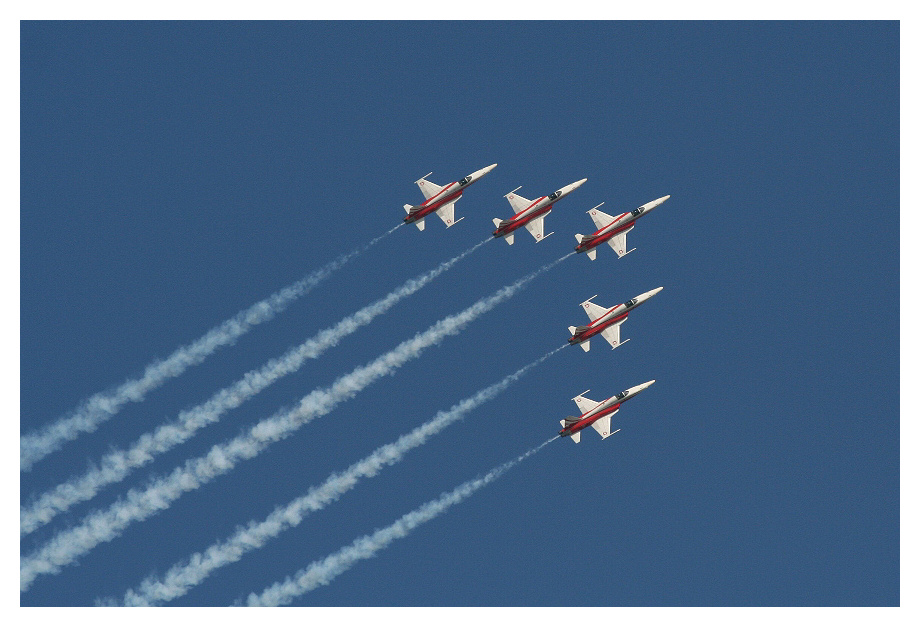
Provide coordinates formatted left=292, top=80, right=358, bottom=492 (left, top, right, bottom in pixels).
left=492, top=178, right=587, bottom=245
left=574, top=195, right=670, bottom=259
left=403, top=164, right=498, bottom=231
left=559, top=380, right=655, bottom=443
left=568, top=287, right=663, bottom=351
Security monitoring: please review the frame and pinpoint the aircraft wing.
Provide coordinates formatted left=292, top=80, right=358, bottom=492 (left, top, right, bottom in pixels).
left=599, top=323, right=622, bottom=349
left=435, top=202, right=461, bottom=228
left=588, top=207, right=618, bottom=230
left=608, top=226, right=635, bottom=258
left=581, top=298, right=609, bottom=322
left=590, top=411, right=620, bottom=439
left=417, top=178, right=445, bottom=200
left=573, top=394, right=601, bottom=415
left=523, top=211, right=552, bottom=241
left=505, top=191, right=534, bottom=214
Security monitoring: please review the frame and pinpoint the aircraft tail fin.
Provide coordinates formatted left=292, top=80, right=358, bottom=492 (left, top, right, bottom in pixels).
left=562, top=416, right=580, bottom=427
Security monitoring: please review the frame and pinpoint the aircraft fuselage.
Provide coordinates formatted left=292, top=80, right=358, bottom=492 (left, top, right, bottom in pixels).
left=492, top=199, right=552, bottom=237
left=575, top=214, right=637, bottom=254
left=404, top=184, right=465, bottom=225
left=568, top=309, right=629, bottom=346
left=574, top=195, right=669, bottom=255
left=558, top=401, right=621, bottom=438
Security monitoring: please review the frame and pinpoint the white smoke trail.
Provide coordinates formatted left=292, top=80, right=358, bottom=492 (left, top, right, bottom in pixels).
left=20, top=237, right=489, bottom=538
left=21, top=225, right=401, bottom=472
left=20, top=252, right=572, bottom=592
left=246, top=437, right=558, bottom=606
left=117, top=345, right=564, bottom=605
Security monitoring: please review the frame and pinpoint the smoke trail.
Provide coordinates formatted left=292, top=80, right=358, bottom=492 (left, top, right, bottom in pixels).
left=20, top=237, right=489, bottom=538
left=21, top=225, right=401, bottom=472
left=246, top=437, right=558, bottom=606
left=20, top=253, right=572, bottom=592
left=117, top=345, right=564, bottom=605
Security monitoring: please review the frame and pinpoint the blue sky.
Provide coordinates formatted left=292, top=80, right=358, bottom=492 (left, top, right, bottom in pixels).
left=20, top=21, right=899, bottom=606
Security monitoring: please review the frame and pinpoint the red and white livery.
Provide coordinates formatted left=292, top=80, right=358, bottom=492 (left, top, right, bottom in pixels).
left=574, top=195, right=670, bottom=260
left=568, top=287, right=663, bottom=351
left=404, top=164, right=497, bottom=231
left=559, top=380, right=656, bottom=443
left=492, top=178, right=587, bottom=245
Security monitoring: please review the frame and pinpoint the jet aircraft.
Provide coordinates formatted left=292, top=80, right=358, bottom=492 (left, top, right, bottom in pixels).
left=574, top=195, right=670, bottom=259
left=559, top=380, right=656, bottom=443
left=492, top=178, right=587, bottom=245
left=403, top=164, right=498, bottom=231
left=568, top=287, right=663, bottom=351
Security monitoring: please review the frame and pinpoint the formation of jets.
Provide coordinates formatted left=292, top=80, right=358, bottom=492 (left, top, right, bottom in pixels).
left=402, top=164, right=665, bottom=444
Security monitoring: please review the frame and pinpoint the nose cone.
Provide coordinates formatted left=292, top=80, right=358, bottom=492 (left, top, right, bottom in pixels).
left=625, top=379, right=656, bottom=399
left=636, top=286, right=664, bottom=303
left=643, top=194, right=671, bottom=211
left=558, top=178, right=588, bottom=197
left=471, top=163, right=498, bottom=181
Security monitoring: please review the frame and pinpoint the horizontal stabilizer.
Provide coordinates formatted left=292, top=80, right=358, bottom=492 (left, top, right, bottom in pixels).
left=504, top=232, right=514, bottom=245
left=404, top=204, right=414, bottom=215
left=570, top=431, right=581, bottom=444
left=579, top=340, right=590, bottom=352
left=568, top=326, right=578, bottom=335
left=414, top=218, right=425, bottom=231
left=492, top=218, right=503, bottom=228
left=586, top=249, right=596, bottom=260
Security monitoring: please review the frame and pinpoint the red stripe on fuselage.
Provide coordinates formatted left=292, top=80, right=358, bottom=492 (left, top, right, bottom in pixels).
left=574, top=311, right=628, bottom=342
left=564, top=403, right=621, bottom=436
left=494, top=202, right=553, bottom=236
left=406, top=185, right=464, bottom=223
left=575, top=214, right=637, bottom=251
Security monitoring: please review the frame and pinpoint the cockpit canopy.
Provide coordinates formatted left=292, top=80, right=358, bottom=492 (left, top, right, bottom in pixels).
left=631, top=207, right=643, bottom=217
left=459, top=176, right=472, bottom=186
left=615, top=390, right=629, bottom=400
left=548, top=190, right=562, bottom=201
left=624, top=298, right=638, bottom=308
